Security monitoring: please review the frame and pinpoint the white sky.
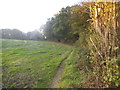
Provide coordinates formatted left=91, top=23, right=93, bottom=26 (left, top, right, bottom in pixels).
left=0, top=0, right=81, bottom=33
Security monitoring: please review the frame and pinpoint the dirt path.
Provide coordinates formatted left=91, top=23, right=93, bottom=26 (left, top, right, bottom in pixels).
left=50, top=51, right=73, bottom=88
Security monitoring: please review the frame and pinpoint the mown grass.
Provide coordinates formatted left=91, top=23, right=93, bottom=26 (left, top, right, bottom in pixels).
left=2, top=39, right=72, bottom=88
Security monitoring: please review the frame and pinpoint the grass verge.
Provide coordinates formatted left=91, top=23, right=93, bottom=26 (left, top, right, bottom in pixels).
left=58, top=48, right=91, bottom=88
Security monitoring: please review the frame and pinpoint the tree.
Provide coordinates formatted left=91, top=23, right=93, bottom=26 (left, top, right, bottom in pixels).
left=0, top=29, right=44, bottom=41
left=43, top=4, right=90, bottom=44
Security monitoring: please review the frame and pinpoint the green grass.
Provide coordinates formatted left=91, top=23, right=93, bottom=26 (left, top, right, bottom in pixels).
left=58, top=49, right=89, bottom=88
left=2, top=39, right=72, bottom=88
left=2, top=39, right=89, bottom=88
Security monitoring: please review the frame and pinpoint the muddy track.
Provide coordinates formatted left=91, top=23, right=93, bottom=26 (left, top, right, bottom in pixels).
left=50, top=50, right=73, bottom=88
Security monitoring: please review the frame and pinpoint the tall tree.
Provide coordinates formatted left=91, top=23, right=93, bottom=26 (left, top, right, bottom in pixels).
left=43, top=4, right=90, bottom=44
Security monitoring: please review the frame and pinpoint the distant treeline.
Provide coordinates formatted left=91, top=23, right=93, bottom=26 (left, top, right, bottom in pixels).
left=0, top=29, right=45, bottom=40
left=0, top=3, right=90, bottom=44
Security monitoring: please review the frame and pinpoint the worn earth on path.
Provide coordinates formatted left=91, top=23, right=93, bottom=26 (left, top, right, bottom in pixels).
left=50, top=51, right=73, bottom=88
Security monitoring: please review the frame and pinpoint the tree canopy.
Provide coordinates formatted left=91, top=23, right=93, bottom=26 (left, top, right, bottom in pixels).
left=43, top=3, right=90, bottom=44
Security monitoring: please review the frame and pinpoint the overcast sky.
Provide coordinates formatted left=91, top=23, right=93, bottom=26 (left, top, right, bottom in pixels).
left=0, top=0, right=82, bottom=33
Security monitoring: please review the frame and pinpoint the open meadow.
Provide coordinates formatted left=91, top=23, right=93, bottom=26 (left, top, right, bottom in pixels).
left=1, top=39, right=87, bottom=88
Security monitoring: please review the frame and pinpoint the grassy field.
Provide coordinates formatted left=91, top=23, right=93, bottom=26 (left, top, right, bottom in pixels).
left=1, top=39, right=88, bottom=88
